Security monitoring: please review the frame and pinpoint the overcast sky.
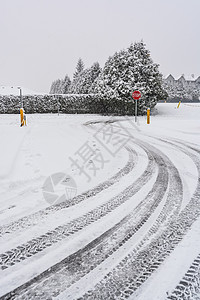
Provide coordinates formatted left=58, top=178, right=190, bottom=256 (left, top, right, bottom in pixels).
left=0, top=0, right=199, bottom=93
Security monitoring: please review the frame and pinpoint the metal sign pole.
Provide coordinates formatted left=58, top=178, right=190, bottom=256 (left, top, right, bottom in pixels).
left=57, top=97, right=59, bottom=116
left=132, top=90, right=141, bottom=123
left=132, top=91, right=141, bottom=122
left=20, top=88, right=23, bottom=108
left=135, top=100, right=137, bottom=122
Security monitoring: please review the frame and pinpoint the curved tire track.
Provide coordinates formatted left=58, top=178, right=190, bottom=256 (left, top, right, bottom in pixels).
left=0, top=146, right=137, bottom=237
left=77, top=139, right=200, bottom=300
left=167, top=253, right=200, bottom=300
left=0, top=144, right=155, bottom=270
left=0, top=140, right=183, bottom=299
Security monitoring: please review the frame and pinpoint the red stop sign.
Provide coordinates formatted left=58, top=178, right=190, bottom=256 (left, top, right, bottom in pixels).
left=132, top=90, right=141, bottom=100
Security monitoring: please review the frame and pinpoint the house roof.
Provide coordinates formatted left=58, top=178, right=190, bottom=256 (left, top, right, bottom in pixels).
left=177, top=75, right=186, bottom=81
left=166, top=74, right=175, bottom=80
left=165, top=74, right=200, bottom=82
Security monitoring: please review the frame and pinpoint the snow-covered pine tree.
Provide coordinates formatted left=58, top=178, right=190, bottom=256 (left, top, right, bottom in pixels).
left=90, top=62, right=101, bottom=83
left=93, top=41, right=167, bottom=114
left=62, top=75, right=71, bottom=94
left=69, top=70, right=85, bottom=94
left=69, top=62, right=101, bottom=94
left=81, top=62, right=101, bottom=93
left=49, top=81, right=56, bottom=94
left=88, top=62, right=102, bottom=93
left=131, top=41, right=167, bottom=112
left=73, top=58, right=85, bottom=79
left=49, top=79, right=64, bottom=94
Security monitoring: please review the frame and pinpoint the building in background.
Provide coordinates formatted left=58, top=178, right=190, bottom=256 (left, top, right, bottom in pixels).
left=164, top=75, right=200, bottom=102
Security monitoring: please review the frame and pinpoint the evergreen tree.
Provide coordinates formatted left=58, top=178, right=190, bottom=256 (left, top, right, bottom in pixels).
left=93, top=41, right=166, bottom=114
left=49, top=79, right=64, bottom=94
left=62, top=75, right=71, bottom=94
left=73, top=58, right=84, bottom=79
left=55, top=79, right=64, bottom=94
left=90, top=62, right=101, bottom=82
left=69, top=62, right=101, bottom=94
left=49, top=80, right=56, bottom=94
left=88, top=62, right=101, bottom=93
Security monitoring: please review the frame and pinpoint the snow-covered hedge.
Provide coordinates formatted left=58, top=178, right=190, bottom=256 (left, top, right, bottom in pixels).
left=0, top=94, right=150, bottom=115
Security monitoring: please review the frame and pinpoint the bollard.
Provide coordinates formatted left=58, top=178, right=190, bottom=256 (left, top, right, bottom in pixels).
left=147, top=108, right=150, bottom=124
left=20, top=108, right=24, bottom=127
left=177, top=101, right=181, bottom=108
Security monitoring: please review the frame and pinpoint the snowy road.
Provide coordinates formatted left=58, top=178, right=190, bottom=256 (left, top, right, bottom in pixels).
left=0, top=103, right=200, bottom=299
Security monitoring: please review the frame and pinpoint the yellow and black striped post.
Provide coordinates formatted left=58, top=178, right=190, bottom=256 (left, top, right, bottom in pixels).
left=20, top=108, right=24, bottom=127
left=147, top=108, right=150, bottom=124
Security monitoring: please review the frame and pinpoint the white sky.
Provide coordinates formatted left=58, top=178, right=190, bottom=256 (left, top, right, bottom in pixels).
left=0, top=0, right=199, bottom=93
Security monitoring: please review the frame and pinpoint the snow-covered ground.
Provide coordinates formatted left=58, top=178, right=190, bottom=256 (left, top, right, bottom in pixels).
left=0, top=102, right=200, bottom=299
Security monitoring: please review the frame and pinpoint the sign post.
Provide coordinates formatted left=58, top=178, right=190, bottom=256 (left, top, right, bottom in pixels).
left=132, top=90, right=141, bottom=122
left=17, top=87, right=23, bottom=108
left=17, top=87, right=24, bottom=127
left=19, top=88, right=23, bottom=108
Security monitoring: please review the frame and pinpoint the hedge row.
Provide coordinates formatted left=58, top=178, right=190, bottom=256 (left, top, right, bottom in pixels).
left=0, top=94, right=155, bottom=115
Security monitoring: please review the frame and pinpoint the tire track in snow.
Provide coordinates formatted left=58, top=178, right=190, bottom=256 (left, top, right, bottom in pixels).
left=154, top=139, right=200, bottom=300
left=48, top=141, right=182, bottom=300
left=0, top=146, right=136, bottom=237
left=76, top=139, right=200, bottom=300
left=167, top=253, right=200, bottom=300
left=0, top=140, right=183, bottom=299
left=0, top=144, right=155, bottom=270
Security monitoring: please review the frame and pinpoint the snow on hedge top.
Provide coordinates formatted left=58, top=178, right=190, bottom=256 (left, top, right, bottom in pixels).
left=0, top=86, right=43, bottom=96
